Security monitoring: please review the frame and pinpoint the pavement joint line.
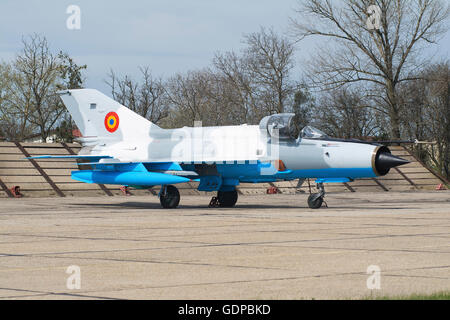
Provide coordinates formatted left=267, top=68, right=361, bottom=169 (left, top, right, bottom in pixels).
left=11, top=253, right=298, bottom=272
left=0, top=293, right=52, bottom=299
left=0, top=263, right=114, bottom=273
left=0, top=287, right=120, bottom=300
left=24, top=265, right=449, bottom=296
left=0, top=243, right=226, bottom=258
left=382, top=274, right=449, bottom=280
left=255, top=244, right=450, bottom=254
left=7, top=247, right=450, bottom=275
left=1, top=246, right=448, bottom=260
left=0, top=233, right=449, bottom=257
left=2, top=230, right=448, bottom=245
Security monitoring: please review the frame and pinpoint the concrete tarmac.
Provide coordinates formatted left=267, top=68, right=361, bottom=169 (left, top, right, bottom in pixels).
left=0, top=192, right=449, bottom=300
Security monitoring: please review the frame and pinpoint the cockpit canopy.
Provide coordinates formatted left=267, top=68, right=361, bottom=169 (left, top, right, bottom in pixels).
left=300, top=126, right=329, bottom=139
left=259, top=113, right=328, bottom=141
left=259, top=113, right=301, bottom=140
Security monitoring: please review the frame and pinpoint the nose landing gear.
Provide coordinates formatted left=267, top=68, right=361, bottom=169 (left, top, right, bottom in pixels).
left=307, top=182, right=327, bottom=209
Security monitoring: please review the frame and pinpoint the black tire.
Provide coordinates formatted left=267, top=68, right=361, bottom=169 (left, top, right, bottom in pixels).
left=160, top=185, right=180, bottom=209
left=217, top=190, right=238, bottom=207
left=307, top=193, right=323, bottom=209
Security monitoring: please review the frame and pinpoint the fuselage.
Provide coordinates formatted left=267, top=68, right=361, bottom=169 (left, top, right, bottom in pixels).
left=80, top=123, right=380, bottom=185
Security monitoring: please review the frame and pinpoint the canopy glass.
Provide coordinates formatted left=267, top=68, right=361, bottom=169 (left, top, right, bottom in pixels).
left=301, top=126, right=329, bottom=139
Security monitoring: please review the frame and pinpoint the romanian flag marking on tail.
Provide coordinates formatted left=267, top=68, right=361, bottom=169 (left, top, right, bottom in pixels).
left=105, top=111, right=119, bottom=132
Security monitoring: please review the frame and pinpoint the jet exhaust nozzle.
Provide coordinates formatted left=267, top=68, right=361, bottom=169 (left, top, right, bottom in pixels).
left=373, top=146, right=410, bottom=176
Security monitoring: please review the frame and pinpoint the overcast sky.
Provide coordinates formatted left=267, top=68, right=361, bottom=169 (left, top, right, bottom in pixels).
left=0, top=0, right=449, bottom=94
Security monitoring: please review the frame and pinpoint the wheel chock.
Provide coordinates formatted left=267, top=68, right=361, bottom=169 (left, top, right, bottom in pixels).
left=209, top=196, right=219, bottom=208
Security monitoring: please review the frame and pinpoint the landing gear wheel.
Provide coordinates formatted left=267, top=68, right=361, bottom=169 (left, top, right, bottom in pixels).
left=217, top=190, right=238, bottom=207
left=159, top=185, right=180, bottom=209
left=307, top=193, right=323, bottom=209
left=307, top=182, right=326, bottom=209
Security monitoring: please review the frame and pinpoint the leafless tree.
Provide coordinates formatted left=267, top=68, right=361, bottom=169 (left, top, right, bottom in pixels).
left=244, top=27, right=297, bottom=115
left=214, top=27, right=298, bottom=123
left=313, top=87, right=383, bottom=139
left=291, top=0, right=450, bottom=139
left=163, top=68, right=258, bottom=127
left=292, top=85, right=315, bottom=129
left=0, top=62, right=35, bottom=140
left=164, top=70, right=215, bottom=127
left=399, top=62, right=449, bottom=178
left=213, top=52, right=257, bottom=123
left=106, top=67, right=168, bottom=124
left=4, top=35, right=66, bottom=141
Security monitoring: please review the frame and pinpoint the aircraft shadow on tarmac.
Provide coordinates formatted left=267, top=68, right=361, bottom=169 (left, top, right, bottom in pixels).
left=69, top=202, right=407, bottom=211
left=71, top=202, right=297, bottom=210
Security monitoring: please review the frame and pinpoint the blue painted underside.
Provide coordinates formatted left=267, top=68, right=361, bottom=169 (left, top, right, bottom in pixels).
left=72, top=170, right=190, bottom=186
left=280, top=168, right=375, bottom=179
left=215, top=163, right=376, bottom=182
left=72, top=161, right=376, bottom=189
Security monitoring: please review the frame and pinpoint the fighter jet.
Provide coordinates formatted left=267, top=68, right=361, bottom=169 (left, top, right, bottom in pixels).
left=29, top=89, right=409, bottom=209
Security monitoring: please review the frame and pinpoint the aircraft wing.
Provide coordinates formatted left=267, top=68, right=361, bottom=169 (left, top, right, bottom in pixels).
left=25, top=155, right=113, bottom=160
left=25, top=155, right=198, bottom=185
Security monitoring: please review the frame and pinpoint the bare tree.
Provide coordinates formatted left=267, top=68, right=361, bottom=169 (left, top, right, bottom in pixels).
left=5, top=35, right=66, bottom=141
left=107, top=70, right=139, bottom=114
left=106, top=67, right=168, bottom=124
left=314, top=87, right=383, bottom=138
left=214, top=27, right=298, bottom=123
left=292, top=85, right=315, bottom=129
left=164, top=70, right=215, bottom=127
left=244, top=27, right=297, bottom=115
left=213, top=51, right=257, bottom=123
left=0, top=62, right=36, bottom=140
left=399, top=62, right=449, bottom=179
left=54, top=52, right=87, bottom=142
left=291, top=0, right=450, bottom=138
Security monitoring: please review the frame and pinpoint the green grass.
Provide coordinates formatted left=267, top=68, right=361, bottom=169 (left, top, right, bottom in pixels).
left=364, top=291, right=450, bottom=300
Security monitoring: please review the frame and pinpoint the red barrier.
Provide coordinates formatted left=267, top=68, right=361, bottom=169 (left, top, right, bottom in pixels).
left=120, top=186, right=131, bottom=196
left=436, top=184, right=446, bottom=190
left=10, top=186, right=22, bottom=198
left=266, top=186, right=279, bottom=194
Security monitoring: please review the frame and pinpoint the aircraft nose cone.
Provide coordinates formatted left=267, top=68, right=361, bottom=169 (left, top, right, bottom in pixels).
left=375, top=151, right=410, bottom=175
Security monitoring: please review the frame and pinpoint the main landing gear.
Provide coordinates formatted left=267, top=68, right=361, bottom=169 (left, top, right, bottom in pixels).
left=159, top=183, right=324, bottom=209
left=159, top=185, right=180, bottom=209
left=217, top=190, right=238, bottom=207
left=209, top=190, right=239, bottom=208
left=307, top=182, right=326, bottom=209
left=159, top=186, right=239, bottom=209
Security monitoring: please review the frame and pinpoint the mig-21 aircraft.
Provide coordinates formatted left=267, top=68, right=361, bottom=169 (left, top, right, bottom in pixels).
left=28, top=89, right=409, bottom=209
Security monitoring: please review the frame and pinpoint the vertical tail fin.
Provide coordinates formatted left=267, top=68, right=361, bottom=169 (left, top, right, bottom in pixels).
left=58, top=89, right=162, bottom=139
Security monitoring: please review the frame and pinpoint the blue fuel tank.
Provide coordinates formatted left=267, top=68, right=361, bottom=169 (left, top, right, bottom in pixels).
left=72, top=170, right=190, bottom=186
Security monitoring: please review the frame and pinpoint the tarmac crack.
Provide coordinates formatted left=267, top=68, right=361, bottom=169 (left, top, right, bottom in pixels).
left=0, top=286, right=121, bottom=300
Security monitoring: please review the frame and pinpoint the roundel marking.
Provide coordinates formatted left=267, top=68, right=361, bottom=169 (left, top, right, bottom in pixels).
left=104, top=112, right=119, bottom=133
